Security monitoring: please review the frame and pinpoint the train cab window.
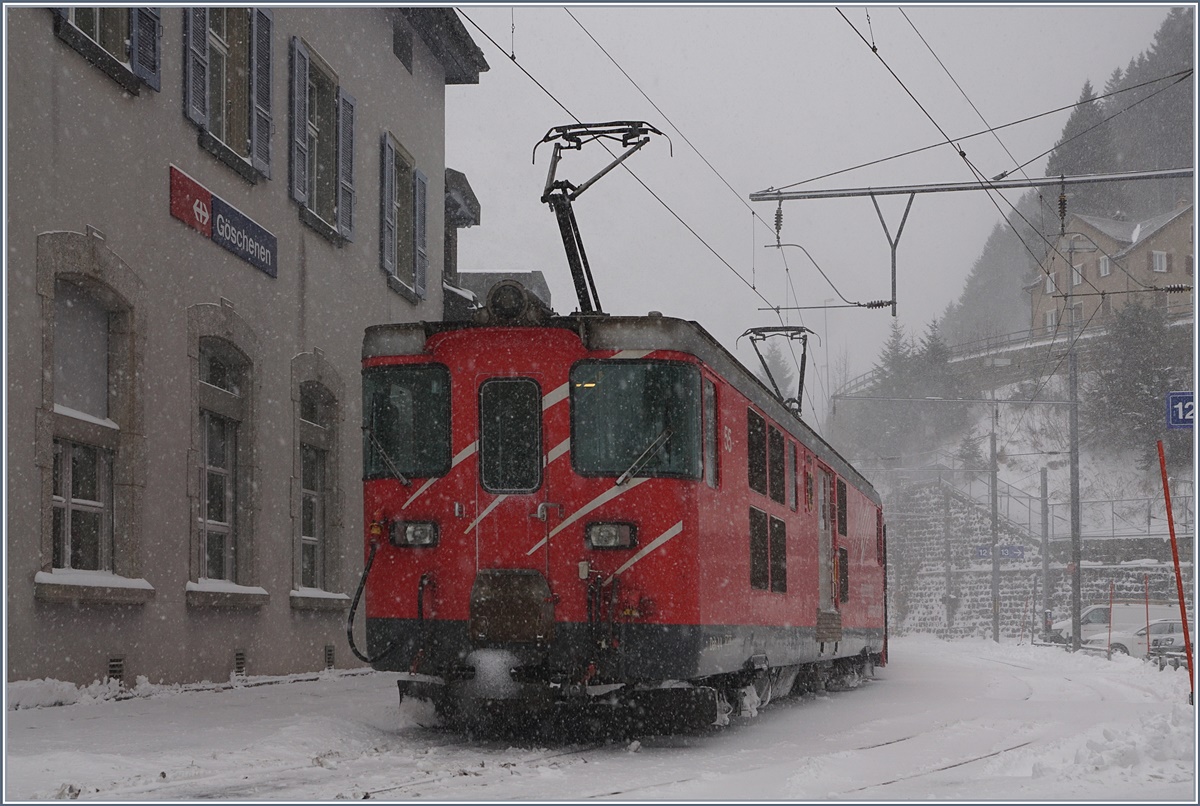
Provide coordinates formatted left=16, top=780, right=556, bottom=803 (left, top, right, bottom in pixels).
left=747, top=410, right=767, bottom=495
left=836, top=478, right=848, bottom=536
left=787, top=443, right=798, bottom=511
left=571, top=361, right=700, bottom=480
left=362, top=365, right=450, bottom=479
left=838, top=547, right=850, bottom=603
left=479, top=378, right=542, bottom=494
left=768, top=426, right=785, bottom=504
left=702, top=378, right=719, bottom=489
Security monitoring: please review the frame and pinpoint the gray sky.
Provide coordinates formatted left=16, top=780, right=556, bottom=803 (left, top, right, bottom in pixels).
left=445, top=3, right=1179, bottom=431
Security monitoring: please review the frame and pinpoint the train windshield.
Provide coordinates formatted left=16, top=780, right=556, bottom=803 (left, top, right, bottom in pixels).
left=570, top=360, right=701, bottom=479
left=362, top=365, right=451, bottom=479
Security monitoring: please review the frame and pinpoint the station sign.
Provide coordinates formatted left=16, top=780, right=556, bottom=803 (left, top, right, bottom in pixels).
left=976, top=545, right=1025, bottom=560
left=169, top=165, right=277, bottom=278
left=1167, top=391, right=1193, bottom=430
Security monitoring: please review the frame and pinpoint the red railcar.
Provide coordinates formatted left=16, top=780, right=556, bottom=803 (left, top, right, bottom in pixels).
left=357, top=282, right=886, bottom=730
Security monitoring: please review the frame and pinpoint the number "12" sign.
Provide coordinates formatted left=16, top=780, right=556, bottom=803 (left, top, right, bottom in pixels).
left=1167, top=391, right=1194, bottom=430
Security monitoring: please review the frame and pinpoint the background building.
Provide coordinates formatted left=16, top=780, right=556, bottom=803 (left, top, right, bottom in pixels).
left=6, top=7, right=487, bottom=686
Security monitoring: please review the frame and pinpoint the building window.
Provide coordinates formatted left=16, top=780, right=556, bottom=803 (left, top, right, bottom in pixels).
left=1071, top=263, right=1083, bottom=286
left=300, top=443, right=325, bottom=588
left=183, top=8, right=273, bottom=181
left=380, top=135, right=428, bottom=300
left=36, top=232, right=149, bottom=605
left=1152, top=250, right=1168, bottom=273
left=290, top=37, right=355, bottom=241
left=1099, top=256, right=1111, bottom=277
left=1043, top=309, right=1057, bottom=332
left=201, top=410, right=237, bottom=580
left=194, top=332, right=253, bottom=586
left=53, top=8, right=161, bottom=94
left=52, top=439, right=113, bottom=570
left=1044, top=271, right=1056, bottom=293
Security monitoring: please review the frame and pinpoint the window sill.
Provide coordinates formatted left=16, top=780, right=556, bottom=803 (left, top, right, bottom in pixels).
left=53, top=17, right=142, bottom=95
left=290, top=588, right=351, bottom=612
left=34, top=570, right=155, bottom=606
left=387, top=274, right=421, bottom=303
left=299, top=206, right=347, bottom=246
left=197, top=130, right=260, bottom=185
left=185, top=580, right=269, bottom=610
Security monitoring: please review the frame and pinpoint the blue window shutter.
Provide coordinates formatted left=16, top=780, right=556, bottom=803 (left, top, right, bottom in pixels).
left=413, top=169, right=428, bottom=298
left=289, top=37, right=309, bottom=204
left=249, top=8, right=273, bottom=178
left=380, top=136, right=396, bottom=275
left=129, top=8, right=161, bottom=91
left=182, top=8, right=208, bottom=126
left=336, top=88, right=356, bottom=239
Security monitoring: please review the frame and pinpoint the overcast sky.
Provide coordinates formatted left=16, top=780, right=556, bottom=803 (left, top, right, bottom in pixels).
left=444, top=3, right=1182, bottom=430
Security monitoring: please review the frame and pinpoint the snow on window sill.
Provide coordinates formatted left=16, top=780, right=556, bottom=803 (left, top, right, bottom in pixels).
left=185, top=579, right=269, bottom=610
left=290, top=587, right=351, bottom=612
left=34, top=569, right=154, bottom=605
left=54, top=404, right=119, bottom=430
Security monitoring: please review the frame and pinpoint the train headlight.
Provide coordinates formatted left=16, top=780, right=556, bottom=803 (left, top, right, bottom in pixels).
left=390, top=520, right=439, bottom=547
left=586, top=522, right=635, bottom=549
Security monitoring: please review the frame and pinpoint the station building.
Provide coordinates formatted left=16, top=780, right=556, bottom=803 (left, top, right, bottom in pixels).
left=5, top=7, right=488, bottom=686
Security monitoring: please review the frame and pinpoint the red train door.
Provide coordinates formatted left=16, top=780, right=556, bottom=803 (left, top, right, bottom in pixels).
left=470, top=375, right=554, bottom=574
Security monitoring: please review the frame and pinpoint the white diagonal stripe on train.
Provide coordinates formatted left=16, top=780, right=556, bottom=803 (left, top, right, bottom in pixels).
left=604, top=520, right=684, bottom=584
left=525, top=476, right=649, bottom=555
left=465, top=440, right=571, bottom=534
left=463, top=494, right=507, bottom=534
left=402, top=440, right=477, bottom=509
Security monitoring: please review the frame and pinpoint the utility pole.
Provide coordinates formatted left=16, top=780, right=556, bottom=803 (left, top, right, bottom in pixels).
left=991, top=401, right=1000, bottom=643
left=1041, top=466, right=1050, bottom=641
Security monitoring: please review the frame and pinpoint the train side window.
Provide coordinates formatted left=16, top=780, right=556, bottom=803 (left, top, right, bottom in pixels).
left=767, top=426, right=785, bottom=504
left=479, top=378, right=542, bottom=494
left=876, top=509, right=885, bottom=565
left=769, top=516, right=787, bottom=593
left=747, top=410, right=766, bottom=495
left=702, top=378, right=719, bottom=489
left=786, top=442, right=797, bottom=511
left=838, top=547, right=849, bottom=603
left=836, top=478, right=848, bottom=536
left=804, top=454, right=814, bottom=512
left=749, top=508, right=769, bottom=590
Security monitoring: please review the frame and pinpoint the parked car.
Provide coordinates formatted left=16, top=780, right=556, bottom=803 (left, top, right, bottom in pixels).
left=1047, top=602, right=1180, bottom=645
left=1082, top=617, right=1190, bottom=659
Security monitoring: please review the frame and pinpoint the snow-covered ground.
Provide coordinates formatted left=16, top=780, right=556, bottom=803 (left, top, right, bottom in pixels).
left=4, top=635, right=1195, bottom=801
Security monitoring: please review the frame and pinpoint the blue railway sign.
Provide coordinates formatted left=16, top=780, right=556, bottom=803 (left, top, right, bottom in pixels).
left=1167, top=391, right=1194, bottom=430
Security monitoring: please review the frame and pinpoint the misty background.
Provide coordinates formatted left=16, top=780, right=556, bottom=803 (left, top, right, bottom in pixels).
left=442, top=4, right=1193, bottom=447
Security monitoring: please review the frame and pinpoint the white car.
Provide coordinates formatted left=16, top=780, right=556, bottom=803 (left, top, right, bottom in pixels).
left=1083, top=618, right=1189, bottom=659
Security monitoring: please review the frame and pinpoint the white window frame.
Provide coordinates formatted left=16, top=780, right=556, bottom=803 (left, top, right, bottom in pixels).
left=1099, top=256, right=1111, bottom=277
left=200, top=410, right=238, bottom=581
left=1153, top=250, right=1168, bottom=273
left=1044, top=271, right=1056, bottom=293
left=1044, top=308, right=1057, bottom=331
left=1071, top=263, right=1082, bottom=287
left=52, top=438, right=114, bottom=571
left=290, top=37, right=354, bottom=241
left=299, top=443, right=326, bottom=589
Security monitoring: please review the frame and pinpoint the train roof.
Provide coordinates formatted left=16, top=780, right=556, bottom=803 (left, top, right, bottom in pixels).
left=364, top=314, right=881, bottom=506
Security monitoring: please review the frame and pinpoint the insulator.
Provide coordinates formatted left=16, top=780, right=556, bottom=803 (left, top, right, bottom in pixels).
left=1058, top=193, right=1067, bottom=223
left=1161, top=284, right=1191, bottom=293
left=774, top=203, right=783, bottom=238
left=862, top=300, right=892, bottom=309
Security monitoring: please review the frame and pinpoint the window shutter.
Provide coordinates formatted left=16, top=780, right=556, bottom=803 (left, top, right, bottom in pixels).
left=1147, top=252, right=1154, bottom=272
left=413, top=169, right=428, bottom=298
left=289, top=37, right=309, bottom=204
left=249, top=8, right=273, bottom=178
left=1166, top=253, right=1174, bottom=273
left=130, top=8, right=161, bottom=91
left=380, top=136, right=396, bottom=275
left=183, top=8, right=209, bottom=126
left=336, top=88, right=356, bottom=238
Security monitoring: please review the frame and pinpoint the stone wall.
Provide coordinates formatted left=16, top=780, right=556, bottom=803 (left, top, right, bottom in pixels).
left=886, top=480, right=1192, bottom=638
